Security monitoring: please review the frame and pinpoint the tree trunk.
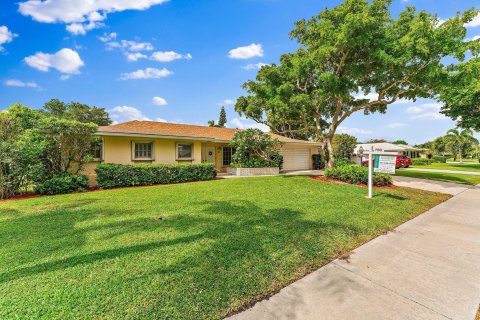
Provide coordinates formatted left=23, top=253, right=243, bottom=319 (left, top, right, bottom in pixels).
left=459, top=146, right=463, bottom=163
left=326, top=135, right=335, bottom=168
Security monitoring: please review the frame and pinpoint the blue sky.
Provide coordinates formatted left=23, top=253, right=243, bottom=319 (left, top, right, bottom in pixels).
left=1, top=0, right=479, bottom=144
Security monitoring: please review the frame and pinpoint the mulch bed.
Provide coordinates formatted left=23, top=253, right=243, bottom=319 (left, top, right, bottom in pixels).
left=310, top=176, right=398, bottom=189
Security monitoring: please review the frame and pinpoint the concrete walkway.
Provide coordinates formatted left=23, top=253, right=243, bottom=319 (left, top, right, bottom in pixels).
left=392, top=176, right=471, bottom=195
left=228, top=185, right=480, bottom=320
left=403, top=167, right=480, bottom=176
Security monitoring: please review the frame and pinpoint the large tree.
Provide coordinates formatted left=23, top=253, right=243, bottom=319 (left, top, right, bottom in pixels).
left=43, top=99, right=112, bottom=126
left=332, top=133, right=357, bottom=159
left=440, top=58, right=480, bottom=131
left=235, top=0, right=479, bottom=167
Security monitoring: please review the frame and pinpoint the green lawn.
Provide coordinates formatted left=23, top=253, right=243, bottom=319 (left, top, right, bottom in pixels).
left=413, top=162, right=480, bottom=172
left=395, top=170, right=480, bottom=185
left=0, top=176, right=449, bottom=319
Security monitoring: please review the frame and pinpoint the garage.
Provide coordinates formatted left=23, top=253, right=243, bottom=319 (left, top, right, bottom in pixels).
left=280, top=146, right=311, bottom=171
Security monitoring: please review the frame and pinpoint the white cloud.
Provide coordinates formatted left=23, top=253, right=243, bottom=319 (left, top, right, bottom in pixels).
left=465, top=35, right=480, bottom=42
left=105, top=39, right=154, bottom=52
left=337, top=126, right=373, bottom=135
left=243, top=62, right=267, bottom=70
left=120, top=67, right=173, bottom=80
left=0, top=26, right=17, bottom=51
left=406, top=106, right=423, bottom=114
left=465, top=14, right=480, bottom=28
left=407, top=103, right=448, bottom=120
left=66, top=20, right=103, bottom=35
left=126, top=52, right=148, bottom=62
left=151, top=51, right=192, bottom=62
left=152, top=96, right=168, bottom=106
left=228, top=43, right=264, bottom=59
left=219, top=99, right=235, bottom=106
left=229, top=118, right=269, bottom=132
left=4, top=79, right=39, bottom=89
left=155, top=117, right=167, bottom=122
left=24, top=48, right=84, bottom=75
left=387, top=122, right=407, bottom=129
left=99, top=32, right=117, bottom=42
left=109, top=106, right=151, bottom=123
left=19, top=0, right=169, bottom=35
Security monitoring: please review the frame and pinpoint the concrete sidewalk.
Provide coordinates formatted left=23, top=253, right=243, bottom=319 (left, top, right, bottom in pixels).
left=227, top=185, right=480, bottom=320
left=403, top=167, right=480, bottom=176
left=392, top=176, right=471, bottom=195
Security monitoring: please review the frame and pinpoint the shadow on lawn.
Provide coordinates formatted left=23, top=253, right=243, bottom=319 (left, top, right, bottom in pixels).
left=1, top=197, right=366, bottom=319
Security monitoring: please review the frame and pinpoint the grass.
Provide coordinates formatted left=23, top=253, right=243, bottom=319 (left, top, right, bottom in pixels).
left=413, top=162, right=480, bottom=172
left=395, top=170, right=480, bottom=185
left=0, top=176, right=449, bottom=319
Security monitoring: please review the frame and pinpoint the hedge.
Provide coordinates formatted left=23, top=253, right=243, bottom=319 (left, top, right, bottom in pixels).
left=35, top=173, right=89, bottom=195
left=95, top=163, right=217, bottom=189
left=324, top=165, right=392, bottom=186
left=431, top=155, right=447, bottom=163
left=412, top=158, right=433, bottom=165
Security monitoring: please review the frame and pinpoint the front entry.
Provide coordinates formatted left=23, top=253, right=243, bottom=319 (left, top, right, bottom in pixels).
left=202, top=146, right=216, bottom=164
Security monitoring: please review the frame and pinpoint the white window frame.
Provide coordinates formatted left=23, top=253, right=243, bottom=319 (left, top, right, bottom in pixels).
left=176, top=143, right=194, bottom=160
left=132, top=141, right=155, bottom=161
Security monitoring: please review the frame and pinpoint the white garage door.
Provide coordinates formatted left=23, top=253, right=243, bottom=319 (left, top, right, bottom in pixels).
left=280, top=147, right=310, bottom=171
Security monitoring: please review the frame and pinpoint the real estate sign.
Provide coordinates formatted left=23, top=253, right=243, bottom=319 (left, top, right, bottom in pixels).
left=373, top=155, right=396, bottom=174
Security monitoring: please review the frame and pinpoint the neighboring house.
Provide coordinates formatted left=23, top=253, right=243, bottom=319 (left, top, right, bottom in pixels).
left=351, top=142, right=426, bottom=164
left=83, top=120, right=319, bottom=184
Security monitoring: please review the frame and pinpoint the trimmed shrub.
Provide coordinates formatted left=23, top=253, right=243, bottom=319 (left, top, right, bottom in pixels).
left=335, top=158, right=356, bottom=167
left=412, top=158, right=433, bottom=165
left=95, top=163, right=216, bottom=189
left=324, top=165, right=392, bottom=186
left=35, top=173, right=89, bottom=195
left=312, top=154, right=325, bottom=169
left=431, top=155, right=447, bottom=163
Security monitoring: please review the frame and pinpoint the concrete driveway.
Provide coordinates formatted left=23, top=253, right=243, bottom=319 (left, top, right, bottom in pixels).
left=227, top=184, right=480, bottom=320
left=392, top=176, right=471, bottom=195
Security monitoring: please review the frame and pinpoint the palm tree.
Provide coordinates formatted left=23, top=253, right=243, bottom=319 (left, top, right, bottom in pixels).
left=445, top=128, right=476, bottom=162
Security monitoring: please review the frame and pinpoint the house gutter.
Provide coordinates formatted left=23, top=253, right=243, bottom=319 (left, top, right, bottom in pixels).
left=96, top=131, right=320, bottom=146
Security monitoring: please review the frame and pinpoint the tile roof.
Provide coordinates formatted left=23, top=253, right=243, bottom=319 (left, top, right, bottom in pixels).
left=98, top=120, right=319, bottom=145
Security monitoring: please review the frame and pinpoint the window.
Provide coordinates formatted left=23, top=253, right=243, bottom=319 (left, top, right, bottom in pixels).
left=222, top=147, right=235, bottom=166
left=90, top=139, right=103, bottom=160
left=177, top=143, right=193, bottom=159
left=133, top=142, right=153, bottom=159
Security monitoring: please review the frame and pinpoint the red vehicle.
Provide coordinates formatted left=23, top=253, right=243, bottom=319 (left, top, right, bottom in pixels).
left=362, top=155, right=412, bottom=169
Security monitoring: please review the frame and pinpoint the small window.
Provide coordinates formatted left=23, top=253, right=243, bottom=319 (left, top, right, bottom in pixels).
left=222, top=147, right=235, bottom=166
left=177, top=143, right=193, bottom=159
left=90, top=139, right=103, bottom=160
left=134, top=142, right=153, bottom=159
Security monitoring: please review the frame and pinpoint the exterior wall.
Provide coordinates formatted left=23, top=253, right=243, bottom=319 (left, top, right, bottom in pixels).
left=102, top=136, right=202, bottom=165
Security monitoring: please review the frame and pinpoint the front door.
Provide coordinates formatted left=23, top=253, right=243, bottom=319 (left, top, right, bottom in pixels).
left=202, top=147, right=216, bottom=164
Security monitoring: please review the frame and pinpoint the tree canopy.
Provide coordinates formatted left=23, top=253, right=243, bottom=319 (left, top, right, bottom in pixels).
left=235, top=0, right=479, bottom=167
left=43, top=99, right=112, bottom=126
left=392, top=140, right=408, bottom=145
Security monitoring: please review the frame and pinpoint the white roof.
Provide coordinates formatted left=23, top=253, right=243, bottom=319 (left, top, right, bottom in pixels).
left=353, top=143, right=424, bottom=154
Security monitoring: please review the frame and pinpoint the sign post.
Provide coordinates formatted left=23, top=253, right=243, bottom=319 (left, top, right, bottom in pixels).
left=368, top=146, right=373, bottom=198
left=365, top=148, right=397, bottom=199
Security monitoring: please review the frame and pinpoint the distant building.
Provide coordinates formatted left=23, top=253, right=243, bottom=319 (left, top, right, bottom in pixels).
left=351, top=143, right=426, bottom=164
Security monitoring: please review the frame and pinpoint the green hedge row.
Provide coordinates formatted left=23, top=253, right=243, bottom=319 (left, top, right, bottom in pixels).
left=35, top=173, right=89, bottom=195
left=95, top=163, right=217, bottom=189
left=324, top=165, right=392, bottom=186
left=412, top=156, right=447, bottom=165
left=431, top=155, right=447, bottom=163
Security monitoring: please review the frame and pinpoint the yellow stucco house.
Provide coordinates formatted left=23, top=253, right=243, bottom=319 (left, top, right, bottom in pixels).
left=84, top=120, right=319, bottom=183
